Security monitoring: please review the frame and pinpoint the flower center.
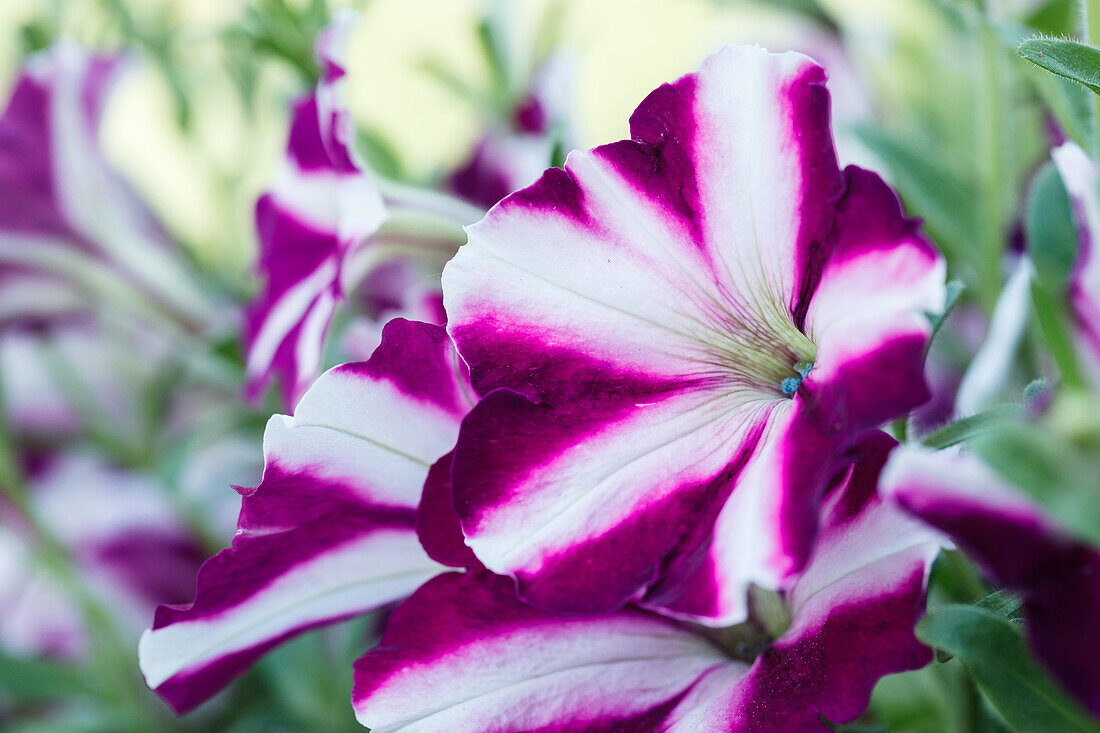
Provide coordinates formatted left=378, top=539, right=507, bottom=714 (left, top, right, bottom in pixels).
left=702, top=298, right=817, bottom=399
left=698, top=585, right=792, bottom=663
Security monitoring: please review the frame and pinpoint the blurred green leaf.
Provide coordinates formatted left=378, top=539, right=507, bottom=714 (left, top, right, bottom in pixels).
left=851, top=126, right=979, bottom=272
left=1019, top=38, right=1100, bottom=96
left=973, top=420, right=1100, bottom=545
left=928, top=279, right=966, bottom=343
left=921, top=403, right=1022, bottom=450
left=1025, top=0, right=1079, bottom=37
left=1031, top=279, right=1086, bottom=389
left=17, top=22, right=52, bottom=55
left=929, top=550, right=990, bottom=608
left=239, top=0, right=325, bottom=83
left=0, top=653, right=87, bottom=702
left=917, top=605, right=1100, bottom=732
left=870, top=659, right=985, bottom=733
left=354, top=127, right=405, bottom=180
left=477, top=9, right=513, bottom=108
left=1026, top=161, right=1080, bottom=289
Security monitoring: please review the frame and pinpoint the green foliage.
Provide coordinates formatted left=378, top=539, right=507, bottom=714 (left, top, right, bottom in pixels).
left=1024, top=0, right=1079, bottom=38
left=973, top=413, right=1100, bottom=546
left=921, top=404, right=1023, bottom=450
left=927, top=280, right=966, bottom=344
left=917, top=606, right=1100, bottom=732
left=1019, top=37, right=1100, bottom=96
left=852, top=126, right=980, bottom=277
left=239, top=0, right=329, bottom=83
left=0, top=653, right=87, bottom=703
left=1026, top=162, right=1080, bottom=289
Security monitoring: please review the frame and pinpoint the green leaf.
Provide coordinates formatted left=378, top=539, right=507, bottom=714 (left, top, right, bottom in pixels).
left=927, top=279, right=966, bottom=342
left=1031, top=280, right=1087, bottom=389
left=354, top=126, right=405, bottom=181
left=850, top=126, right=979, bottom=271
left=0, top=652, right=87, bottom=701
left=921, top=403, right=1023, bottom=450
left=973, top=421, right=1100, bottom=546
left=1026, top=162, right=1080, bottom=289
left=917, top=606, right=1100, bottom=732
left=1019, top=38, right=1100, bottom=96
left=1024, top=0, right=1079, bottom=37
left=975, top=589, right=1023, bottom=620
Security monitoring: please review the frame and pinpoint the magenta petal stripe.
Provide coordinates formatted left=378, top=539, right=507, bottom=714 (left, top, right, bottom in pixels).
left=883, top=446, right=1100, bottom=717
left=242, top=11, right=388, bottom=407
left=351, top=572, right=736, bottom=733
left=352, top=435, right=940, bottom=732
left=443, top=45, right=945, bottom=622
left=415, top=452, right=482, bottom=570
left=0, top=42, right=215, bottom=327
left=139, top=320, right=472, bottom=712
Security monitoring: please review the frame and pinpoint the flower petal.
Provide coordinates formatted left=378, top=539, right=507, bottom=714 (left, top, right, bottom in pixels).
left=685, top=433, right=938, bottom=730
left=351, top=571, right=737, bottom=733
left=415, top=451, right=481, bottom=570
left=140, top=320, right=469, bottom=712
left=242, top=11, right=388, bottom=406
left=451, top=382, right=776, bottom=614
left=353, top=439, right=936, bottom=732
left=443, top=46, right=844, bottom=613
left=801, top=167, right=944, bottom=426
left=444, top=46, right=941, bottom=618
left=1053, top=142, right=1100, bottom=385
left=882, top=445, right=1100, bottom=716
left=0, top=42, right=214, bottom=327
left=651, top=172, right=943, bottom=625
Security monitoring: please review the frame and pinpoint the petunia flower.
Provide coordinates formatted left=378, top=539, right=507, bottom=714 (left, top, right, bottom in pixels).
left=1052, top=142, right=1100, bottom=386
left=442, top=44, right=946, bottom=624
left=244, top=11, right=479, bottom=407
left=448, top=53, right=574, bottom=209
left=0, top=41, right=216, bottom=331
left=0, top=453, right=205, bottom=659
left=352, top=433, right=942, bottom=732
left=140, top=319, right=475, bottom=713
left=881, top=445, right=1100, bottom=717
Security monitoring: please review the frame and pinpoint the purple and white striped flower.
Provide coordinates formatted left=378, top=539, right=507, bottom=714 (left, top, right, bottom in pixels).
left=0, top=454, right=205, bottom=659
left=140, top=319, right=475, bottom=713
left=882, top=445, right=1100, bottom=717
left=353, top=434, right=941, bottom=732
left=244, top=12, right=479, bottom=407
left=448, top=54, right=574, bottom=209
left=0, top=41, right=215, bottom=330
left=443, top=44, right=946, bottom=624
left=243, top=11, right=387, bottom=406
left=1052, top=142, right=1100, bottom=386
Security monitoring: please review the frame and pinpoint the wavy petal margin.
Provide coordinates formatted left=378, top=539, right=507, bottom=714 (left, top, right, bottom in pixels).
left=882, top=445, right=1100, bottom=717
left=140, top=320, right=472, bottom=712
left=352, top=434, right=938, bottom=732
left=242, top=10, right=387, bottom=407
left=443, top=45, right=943, bottom=621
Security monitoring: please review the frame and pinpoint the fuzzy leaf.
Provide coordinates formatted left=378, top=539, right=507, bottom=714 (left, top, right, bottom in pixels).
left=1019, top=38, right=1100, bottom=96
